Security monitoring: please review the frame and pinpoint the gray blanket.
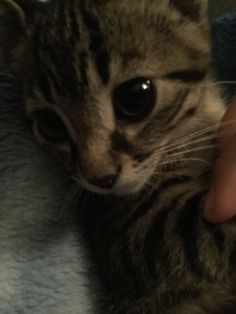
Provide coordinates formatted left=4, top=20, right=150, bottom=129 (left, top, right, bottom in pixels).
left=0, top=74, right=102, bottom=313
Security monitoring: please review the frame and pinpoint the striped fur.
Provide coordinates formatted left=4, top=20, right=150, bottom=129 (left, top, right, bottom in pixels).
left=1, top=0, right=236, bottom=313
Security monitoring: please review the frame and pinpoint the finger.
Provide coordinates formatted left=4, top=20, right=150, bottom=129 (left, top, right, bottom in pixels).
left=204, top=137, right=236, bottom=223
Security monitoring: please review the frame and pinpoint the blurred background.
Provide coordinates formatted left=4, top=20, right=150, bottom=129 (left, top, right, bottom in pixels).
left=210, top=0, right=236, bottom=19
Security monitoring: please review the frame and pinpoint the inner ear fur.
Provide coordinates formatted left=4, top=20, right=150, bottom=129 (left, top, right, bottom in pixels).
left=0, top=0, right=44, bottom=79
left=0, top=0, right=28, bottom=77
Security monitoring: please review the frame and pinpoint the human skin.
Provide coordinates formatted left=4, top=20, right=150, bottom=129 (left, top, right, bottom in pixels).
left=204, top=99, right=236, bottom=223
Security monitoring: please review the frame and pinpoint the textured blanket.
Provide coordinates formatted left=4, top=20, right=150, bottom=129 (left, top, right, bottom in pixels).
left=0, top=75, right=102, bottom=314
left=0, top=12, right=236, bottom=314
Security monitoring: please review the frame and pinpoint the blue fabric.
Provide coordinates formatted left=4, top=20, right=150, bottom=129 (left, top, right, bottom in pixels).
left=0, top=73, right=101, bottom=314
left=212, top=13, right=236, bottom=102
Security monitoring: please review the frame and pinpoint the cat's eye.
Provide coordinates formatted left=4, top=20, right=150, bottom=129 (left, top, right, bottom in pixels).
left=113, top=77, right=156, bottom=122
left=34, top=109, right=70, bottom=144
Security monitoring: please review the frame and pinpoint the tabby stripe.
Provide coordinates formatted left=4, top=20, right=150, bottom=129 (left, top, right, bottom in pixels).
left=158, top=90, right=188, bottom=126
left=169, top=1, right=200, bottom=20
left=133, top=152, right=152, bottom=163
left=176, top=192, right=205, bottom=277
left=32, top=30, right=57, bottom=103
left=111, top=131, right=134, bottom=154
left=37, top=70, right=54, bottom=104
left=47, top=45, right=81, bottom=98
left=166, top=90, right=189, bottom=125
left=204, top=222, right=226, bottom=253
left=160, top=288, right=202, bottom=309
left=123, top=176, right=191, bottom=229
left=85, top=194, right=150, bottom=292
left=80, top=2, right=110, bottom=84
left=143, top=177, right=191, bottom=274
left=118, top=183, right=187, bottom=291
left=137, top=90, right=188, bottom=140
left=67, top=2, right=80, bottom=44
left=176, top=106, right=197, bottom=124
left=143, top=207, right=170, bottom=279
left=162, top=100, right=198, bottom=134
left=33, top=27, right=68, bottom=98
left=55, top=1, right=69, bottom=41
left=44, top=52, right=67, bottom=97
left=158, top=175, right=192, bottom=190
left=166, top=70, right=206, bottom=83
left=79, top=51, right=89, bottom=87
left=127, top=176, right=191, bottom=229
left=42, top=65, right=62, bottom=98
left=96, top=187, right=162, bottom=290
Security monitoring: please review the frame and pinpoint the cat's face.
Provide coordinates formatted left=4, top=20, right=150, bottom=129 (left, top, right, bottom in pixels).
left=1, top=0, right=212, bottom=195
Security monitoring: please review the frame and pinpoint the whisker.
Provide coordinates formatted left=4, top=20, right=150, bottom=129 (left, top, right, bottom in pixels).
left=158, top=157, right=212, bottom=168
left=61, top=175, right=74, bottom=185
left=207, top=81, right=236, bottom=87
left=155, top=124, right=219, bottom=152
left=154, top=120, right=236, bottom=156
left=164, top=144, right=216, bottom=159
left=69, top=179, right=83, bottom=198
left=59, top=179, right=82, bottom=220
left=156, top=134, right=217, bottom=156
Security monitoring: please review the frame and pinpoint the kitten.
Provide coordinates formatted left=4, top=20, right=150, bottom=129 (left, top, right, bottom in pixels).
left=1, top=0, right=236, bottom=313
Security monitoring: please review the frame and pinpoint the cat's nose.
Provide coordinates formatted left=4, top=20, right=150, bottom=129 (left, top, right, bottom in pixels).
left=88, top=174, right=118, bottom=189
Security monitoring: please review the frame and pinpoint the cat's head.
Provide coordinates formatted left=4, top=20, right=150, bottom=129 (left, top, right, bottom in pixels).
left=0, top=0, right=215, bottom=195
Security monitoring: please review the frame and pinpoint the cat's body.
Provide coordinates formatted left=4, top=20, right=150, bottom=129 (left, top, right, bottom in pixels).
left=1, top=0, right=236, bottom=313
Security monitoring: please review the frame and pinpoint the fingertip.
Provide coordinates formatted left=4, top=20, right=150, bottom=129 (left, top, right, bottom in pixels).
left=203, top=97, right=236, bottom=224
left=204, top=207, right=236, bottom=224
left=203, top=187, right=236, bottom=223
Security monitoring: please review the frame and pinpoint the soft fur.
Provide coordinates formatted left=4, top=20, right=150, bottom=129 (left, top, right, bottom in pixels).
left=1, top=1, right=236, bottom=313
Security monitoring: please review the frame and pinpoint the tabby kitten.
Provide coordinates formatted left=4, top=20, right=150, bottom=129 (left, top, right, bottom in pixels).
left=1, top=0, right=236, bottom=313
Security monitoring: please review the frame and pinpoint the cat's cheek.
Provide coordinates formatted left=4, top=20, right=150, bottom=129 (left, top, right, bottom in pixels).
left=111, top=162, right=156, bottom=195
left=111, top=154, right=158, bottom=195
left=32, top=122, right=73, bottom=171
left=111, top=180, right=145, bottom=195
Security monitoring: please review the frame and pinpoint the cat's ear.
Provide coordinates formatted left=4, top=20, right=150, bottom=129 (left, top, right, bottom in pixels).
left=169, top=0, right=208, bottom=20
left=0, top=0, right=43, bottom=78
left=0, top=0, right=28, bottom=77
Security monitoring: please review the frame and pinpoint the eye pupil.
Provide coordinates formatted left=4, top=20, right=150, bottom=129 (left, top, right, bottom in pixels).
left=35, top=109, right=69, bottom=144
left=113, top=77, right=156, bottom=121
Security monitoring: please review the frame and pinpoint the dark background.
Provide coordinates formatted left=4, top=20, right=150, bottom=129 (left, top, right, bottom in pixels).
left=210, top=0, right=236, bottom=19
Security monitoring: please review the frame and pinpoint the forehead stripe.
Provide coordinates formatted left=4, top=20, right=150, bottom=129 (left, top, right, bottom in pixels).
left=37, top=70, right=54, bottom=104
left=80, top=2, right=110, bottom=85
left=169, top=0, right=200, bottom=20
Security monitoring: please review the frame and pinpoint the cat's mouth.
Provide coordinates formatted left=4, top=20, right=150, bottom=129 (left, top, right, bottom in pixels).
left=73, top=154, right=157, bottom=196
left=75, top=174, right=145, bottom=196
left=77, top=176, right=114, bottom=195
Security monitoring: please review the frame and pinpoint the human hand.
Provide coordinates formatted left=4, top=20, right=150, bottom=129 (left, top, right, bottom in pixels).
left=204, top=98, right=236, bottom=223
